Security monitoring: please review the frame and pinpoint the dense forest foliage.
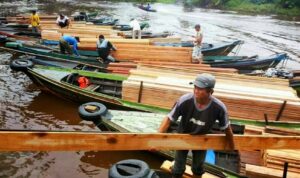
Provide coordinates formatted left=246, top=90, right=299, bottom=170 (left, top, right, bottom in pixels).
left=177, top=0, right=300, bottom=16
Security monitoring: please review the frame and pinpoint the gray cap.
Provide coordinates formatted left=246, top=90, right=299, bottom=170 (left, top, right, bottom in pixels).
left=192, top=73, right=215, bottom=88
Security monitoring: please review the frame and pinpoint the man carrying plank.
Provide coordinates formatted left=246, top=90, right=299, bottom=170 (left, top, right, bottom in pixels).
left=158, top=73, right=235, bottom=178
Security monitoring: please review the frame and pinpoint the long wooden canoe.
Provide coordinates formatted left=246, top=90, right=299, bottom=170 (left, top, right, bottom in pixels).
left=9, top=63, right=300, bottom=129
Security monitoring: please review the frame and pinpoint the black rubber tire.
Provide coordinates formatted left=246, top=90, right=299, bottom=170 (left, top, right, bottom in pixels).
left=109, top=159, right=150, bottom=178
left=78, top=102, right=107, bottom=121
left=10, top=59, right=34, bottom=72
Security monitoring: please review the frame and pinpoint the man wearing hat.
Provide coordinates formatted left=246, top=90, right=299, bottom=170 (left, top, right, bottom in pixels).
left=158, top=73, right=235, bottom=178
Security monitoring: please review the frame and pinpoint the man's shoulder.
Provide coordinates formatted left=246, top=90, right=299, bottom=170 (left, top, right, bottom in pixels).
left=211, top=96, right=227, bottom=112
left=177, top=93, right=194, bottom=105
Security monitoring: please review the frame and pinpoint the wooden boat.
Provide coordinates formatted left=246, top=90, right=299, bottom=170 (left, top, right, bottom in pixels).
left=10, top=61, right=300, bottom=129
left=122, top=31, right=171, bottom=39
left=113, top=22, right=149, bottom=31
left=154, top=40, right=243, bottom=56
left=73, top=12, right=98, bottom=21
left=138, top=5, right=157, bottom=12
left=206, top=53, right=288, bottom=72
left=78, top=103, right=244, bottom=178
left=10, top=62, right=165, bottom=113
left=87, top=16, right=119, bottom=25
left=4, top=41, right=104, bottom=66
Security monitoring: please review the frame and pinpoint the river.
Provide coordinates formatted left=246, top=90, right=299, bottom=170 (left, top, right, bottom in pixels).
left=0, top=0, right=299, bottom=177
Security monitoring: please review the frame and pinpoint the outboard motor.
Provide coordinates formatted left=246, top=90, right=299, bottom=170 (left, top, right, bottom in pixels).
left=109, top=159, right=158, bottom=178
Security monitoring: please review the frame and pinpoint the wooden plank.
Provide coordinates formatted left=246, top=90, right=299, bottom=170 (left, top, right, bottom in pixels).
left=160, top=160, right=219, bottom=178
left=246, top=164, right=299, bottom=178
left=0, top=132, right=299, bottom=151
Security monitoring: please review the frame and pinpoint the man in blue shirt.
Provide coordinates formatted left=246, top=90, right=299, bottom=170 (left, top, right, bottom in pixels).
left=59, top=35, right=80, bottom=56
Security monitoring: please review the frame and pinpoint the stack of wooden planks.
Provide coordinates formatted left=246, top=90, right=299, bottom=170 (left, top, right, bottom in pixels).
left=40, top=21, right=112, bottom=30
left=40, top=25, right=121, bottom=40
left=111, top=45, right=192, bottom=62
left=5, top=15, right=64, bottom=24
left=107, top=62, right=137, bottom=75
left=121, top=65, right=300, bottom=121
left=245, top=164, right=299, bottom=178
left=262, top=150, right=300, bottom=174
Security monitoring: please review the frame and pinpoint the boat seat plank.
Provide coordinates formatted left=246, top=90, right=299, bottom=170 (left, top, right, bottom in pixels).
left=85, top=84, right=100, bottom=91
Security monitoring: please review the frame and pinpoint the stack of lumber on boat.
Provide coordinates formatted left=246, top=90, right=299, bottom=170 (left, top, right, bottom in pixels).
left=107, top=62, right=137, bottom=75
left=41, top=28, right=120, bottom=40
left=262, top=150, right=300, bottom=174
left=121, top=65, right=300, bottom=121
left=111, top=45, right=192, bottom=62
left=243, top=126, right=300, bottom=177
left=239, top=125, right=265, bottom=175
left=40, top=21, right=112, bottom=30
left=135, top=62, right=238, bottom=73
left=245, top=164, right=299, bottom=178
left=5, top=15, right=65, bottom=24
left=41, top=30, right=158, bottom=45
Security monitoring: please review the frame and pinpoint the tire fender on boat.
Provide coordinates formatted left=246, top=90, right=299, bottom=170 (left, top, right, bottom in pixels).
left=10, top=59, right=34, bottom=72
left=78, top=102, right=107, bottom=121
left=109, top=159, right=153, bottom=178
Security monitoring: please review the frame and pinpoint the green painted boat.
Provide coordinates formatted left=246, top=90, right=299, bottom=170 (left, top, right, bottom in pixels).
left=85, top=109, right=244, bottom=178
left=4, top=42, right=104, bottom=67
left=10, top=61, right=300, bottom=130
left=12, top=63, right=168, bottom=113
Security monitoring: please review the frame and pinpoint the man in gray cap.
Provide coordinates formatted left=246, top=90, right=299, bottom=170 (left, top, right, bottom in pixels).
left=158, top=73, right=235, bottom=178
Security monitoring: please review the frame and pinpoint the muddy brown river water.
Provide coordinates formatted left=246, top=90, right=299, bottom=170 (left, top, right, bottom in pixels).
left=0, top=0, right=299, bottom=177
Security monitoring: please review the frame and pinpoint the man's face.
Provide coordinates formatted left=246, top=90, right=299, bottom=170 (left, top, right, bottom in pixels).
left=194, top=85, right=210, bottom=101
left=195, top=26, right=200, bottom=32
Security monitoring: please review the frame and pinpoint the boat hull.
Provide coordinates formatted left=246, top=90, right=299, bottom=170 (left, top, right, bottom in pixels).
left=211, top=53, right=287, bottom=71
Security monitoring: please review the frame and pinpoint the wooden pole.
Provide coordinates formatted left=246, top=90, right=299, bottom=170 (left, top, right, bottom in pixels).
left=0, top=131, right=299, bottom=151
left=276, top=100, right=287, bottom=121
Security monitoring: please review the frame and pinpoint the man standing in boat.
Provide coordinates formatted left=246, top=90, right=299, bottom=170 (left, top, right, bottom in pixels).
left=59, top=35, right=80, bottom=56
left=130, top=18, right=141, bottom=39
left=96, top=35, right=117, bottom=64
left=29, top=10, right=40, bottom=33
left=158, top=73, right=235, bottom=178
left=192, top=24, right=203, bottom=63
left=56, top=14, right=70, bottom=28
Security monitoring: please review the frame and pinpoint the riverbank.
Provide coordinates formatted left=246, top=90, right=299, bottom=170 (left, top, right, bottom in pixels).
left=223, top=1, right=300, bottom=19
left=156, top=0, right=300, bottom=20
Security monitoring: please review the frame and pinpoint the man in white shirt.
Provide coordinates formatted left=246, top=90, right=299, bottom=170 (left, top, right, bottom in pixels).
left=129, top=18, right=141, bottom=39
left=192, top=24, right=203, bottom=63
left=56, top=14, right=70, bottom=28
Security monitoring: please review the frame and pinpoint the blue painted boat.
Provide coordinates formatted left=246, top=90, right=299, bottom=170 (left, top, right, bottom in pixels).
left=209, top=53, right=287, bottom=72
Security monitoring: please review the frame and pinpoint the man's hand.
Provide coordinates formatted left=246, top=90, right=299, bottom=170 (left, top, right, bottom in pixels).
left=225, top=125, right=235, bottom=150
